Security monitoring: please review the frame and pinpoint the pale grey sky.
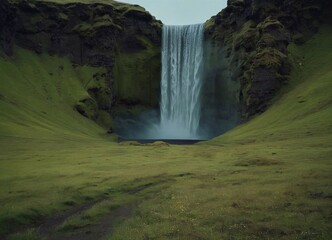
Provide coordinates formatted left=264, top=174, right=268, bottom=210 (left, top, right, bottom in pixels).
left=119, top=0, right=228, bottom=25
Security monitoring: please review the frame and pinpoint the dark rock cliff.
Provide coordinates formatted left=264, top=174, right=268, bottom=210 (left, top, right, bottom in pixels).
left=205, top=0, right=332, bottom=120
left=0, top=0, right=161, bottom=130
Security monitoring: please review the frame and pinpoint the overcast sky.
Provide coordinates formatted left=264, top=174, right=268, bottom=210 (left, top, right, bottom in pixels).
left=119, top=0, right=228, bottom=25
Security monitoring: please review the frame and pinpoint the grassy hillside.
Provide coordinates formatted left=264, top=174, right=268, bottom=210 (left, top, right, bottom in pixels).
left=0, top=27, right=331, bottom=240
left=0, top=47, right=107, bottom=140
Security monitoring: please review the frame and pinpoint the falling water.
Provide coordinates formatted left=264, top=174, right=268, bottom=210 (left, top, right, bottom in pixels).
left=114, top=24, right=207, bottom=140
left=159, top=24, right=204, bottom=139
left=114, top=23, right=239, bottom=141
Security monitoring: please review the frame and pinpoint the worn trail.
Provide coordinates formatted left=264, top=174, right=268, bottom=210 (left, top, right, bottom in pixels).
left=36, top=177, right=174, bottom=240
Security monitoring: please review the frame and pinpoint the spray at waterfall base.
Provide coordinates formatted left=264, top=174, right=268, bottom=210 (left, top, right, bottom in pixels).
left=114, top=24, right=239, bottom=141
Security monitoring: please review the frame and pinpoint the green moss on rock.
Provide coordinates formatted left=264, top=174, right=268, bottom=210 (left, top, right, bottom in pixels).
left=257, top=17, right=284, bottom=32
left=72, top=16, right=122, bottom=37
left=204, top=18, right=215, bottom=31
left=253, top=48, right=287, bottom=68
left=113, top=35, right=161, bottom=107
left=232, top=20, right=257, bottom=50
left=75, top=98, right=98, bottom=119
left=58, top=12, right=68, bottom=21
left=95, top=110, right=113, bottom=129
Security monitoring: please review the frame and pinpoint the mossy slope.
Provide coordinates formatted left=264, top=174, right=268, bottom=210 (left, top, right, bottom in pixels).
left=0, top=47, right=107, bottom=139
left=114, top=36, right=161, bottom=107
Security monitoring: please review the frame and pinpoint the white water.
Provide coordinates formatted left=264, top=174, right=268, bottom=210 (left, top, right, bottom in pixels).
left=114, top=24, right=206, bottom=140
left=157, top=24, right=204, bottom=139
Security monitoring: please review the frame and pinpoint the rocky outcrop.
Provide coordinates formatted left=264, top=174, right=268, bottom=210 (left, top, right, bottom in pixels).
left=205, top=0, right=331, bottom=120
left=0, top=0, right=161, bottom=130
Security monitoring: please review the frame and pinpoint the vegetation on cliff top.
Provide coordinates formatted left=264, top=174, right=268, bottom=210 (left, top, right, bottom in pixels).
left=10, top=0, right=146, bottom=11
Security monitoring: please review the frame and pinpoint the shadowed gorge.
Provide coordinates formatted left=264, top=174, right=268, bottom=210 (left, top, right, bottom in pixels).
left=0, top=0, right=331, bottom=239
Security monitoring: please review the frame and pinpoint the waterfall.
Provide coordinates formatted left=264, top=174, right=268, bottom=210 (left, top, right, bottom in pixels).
left=159, top=24, right=204, bottom=139
left=114, top=23, right=239, bottom=141
left=113, top=24, right=206, bottom=140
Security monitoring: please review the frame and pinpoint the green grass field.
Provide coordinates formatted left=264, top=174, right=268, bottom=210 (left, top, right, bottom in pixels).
left=0, top=26, right=331, bottom=240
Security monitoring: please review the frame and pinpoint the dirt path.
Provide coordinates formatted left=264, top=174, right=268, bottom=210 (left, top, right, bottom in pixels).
left=38, top=199, right=107, bottom=237
left=37, top=177, right=172, bottom=240
left=42, top=203, right=135, bottom=240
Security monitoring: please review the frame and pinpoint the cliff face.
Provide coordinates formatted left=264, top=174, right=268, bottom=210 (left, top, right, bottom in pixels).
left=2, top=0, right=331, bottom=131
left=0, top=0, right=161, bottom=130
left=205, top=0, right=331, bottom=120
